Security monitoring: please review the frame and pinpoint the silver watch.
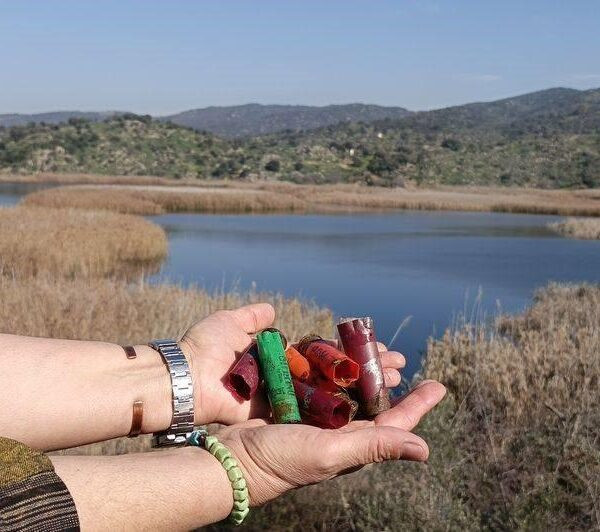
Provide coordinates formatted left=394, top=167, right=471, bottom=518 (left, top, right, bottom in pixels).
left=149, top=339, right=195, bottom=446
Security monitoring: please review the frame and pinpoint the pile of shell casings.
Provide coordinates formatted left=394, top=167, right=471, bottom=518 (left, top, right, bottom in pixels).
left=227, top=318, right=390, bottom=428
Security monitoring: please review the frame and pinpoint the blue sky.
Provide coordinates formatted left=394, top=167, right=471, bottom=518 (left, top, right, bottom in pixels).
left=1, top=1, right=599, bottom=114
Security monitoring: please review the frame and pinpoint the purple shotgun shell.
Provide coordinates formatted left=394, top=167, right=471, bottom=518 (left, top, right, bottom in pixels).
left=337, top=316, right=391, bottom=417
left=227, top=342, right=260, bottom=400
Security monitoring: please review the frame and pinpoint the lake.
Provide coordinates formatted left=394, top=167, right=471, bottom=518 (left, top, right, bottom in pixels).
left=0, top=182, right=58, bottom=206
left=150, top=212, right=600, bottom=377
left=2, top=183, right=598, bottom=377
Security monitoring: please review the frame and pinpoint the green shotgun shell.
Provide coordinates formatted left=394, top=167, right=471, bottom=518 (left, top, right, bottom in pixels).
left=256, top=330, right=301, bottom=424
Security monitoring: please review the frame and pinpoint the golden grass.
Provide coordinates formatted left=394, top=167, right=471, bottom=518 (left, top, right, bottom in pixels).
left=549, top=217, right=600, bottom=239
left=0, top=206, right=167, bottom=278
left=19, top=179, right=600, bottom=217
left=22, top=185, right=308, bottom=215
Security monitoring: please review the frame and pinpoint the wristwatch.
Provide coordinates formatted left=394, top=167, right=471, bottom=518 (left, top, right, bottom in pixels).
left=148, top=339, right=195, bottom=446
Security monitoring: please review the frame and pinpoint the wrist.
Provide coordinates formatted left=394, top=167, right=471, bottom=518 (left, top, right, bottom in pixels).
left=129, top=344, right=172, bottom=434
left=179, top=337, right=213, bottom=426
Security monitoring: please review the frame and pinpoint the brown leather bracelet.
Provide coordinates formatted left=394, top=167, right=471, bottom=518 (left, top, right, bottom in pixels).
left=122, top=345, right=144, bottom=437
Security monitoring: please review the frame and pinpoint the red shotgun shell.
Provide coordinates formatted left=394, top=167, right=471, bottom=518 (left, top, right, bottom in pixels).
left=337, top=317, right=390, bottom=416
left=227, top=342, right=260, bottom=400
left=293, top=379, right=358, bottom=429
left=297, top=335, right=359, bottom=387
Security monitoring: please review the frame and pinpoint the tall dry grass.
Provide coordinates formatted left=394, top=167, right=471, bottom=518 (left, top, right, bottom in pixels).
left=21, top=180, right=600, bottom=217
left=0, top=206, right=167, bottom=278
left=22, top=185, right=309, bottom=215
left=549, top=217, right=600, bottom=239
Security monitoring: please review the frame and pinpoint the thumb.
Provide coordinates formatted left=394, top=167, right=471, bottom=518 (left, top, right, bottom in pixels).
left=329, top=426, right=429, bottom=473
left=229, top=303, right=275, bottom=334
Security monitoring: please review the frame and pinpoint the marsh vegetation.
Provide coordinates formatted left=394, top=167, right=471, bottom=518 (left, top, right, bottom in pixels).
left=18, top=179, right=600, bottom=217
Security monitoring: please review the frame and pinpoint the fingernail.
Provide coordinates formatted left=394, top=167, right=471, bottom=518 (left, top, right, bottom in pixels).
left=402, top=442, right=427, bottom=460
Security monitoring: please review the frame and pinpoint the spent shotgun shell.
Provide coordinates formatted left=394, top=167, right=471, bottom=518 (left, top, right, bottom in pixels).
left=227, top=342, right=260, bottom=400
left=284, top=345, right=311, bottom=381
left=337, top=317, right=391, bottom=416
left=296, top=335, right=359, bottom=387
left=293, top=379, right=358, bottom=429
left=256, top=329, right=301, bottom=424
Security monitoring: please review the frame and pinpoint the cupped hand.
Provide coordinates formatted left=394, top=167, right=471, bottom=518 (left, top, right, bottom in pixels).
left=180, top=303, right=406, bottom=425
left=215, top=380, right=446, bottom=506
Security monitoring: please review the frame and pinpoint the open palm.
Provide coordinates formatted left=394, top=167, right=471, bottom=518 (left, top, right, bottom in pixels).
left=215, top=380, right=446, bottom=505
left=180, top=303, right=406, bottom=426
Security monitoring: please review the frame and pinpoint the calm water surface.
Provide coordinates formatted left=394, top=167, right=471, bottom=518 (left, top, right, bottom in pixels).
left=0, top=182, right=58, bottom=206
left=150, top=212, right=600, bottom=377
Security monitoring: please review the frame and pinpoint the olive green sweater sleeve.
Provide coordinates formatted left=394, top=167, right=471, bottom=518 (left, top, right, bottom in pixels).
left=0, top=437, right=79, bottom=531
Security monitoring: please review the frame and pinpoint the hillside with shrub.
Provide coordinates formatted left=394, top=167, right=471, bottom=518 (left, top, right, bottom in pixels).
left=1, top=87, right=599, bottom=187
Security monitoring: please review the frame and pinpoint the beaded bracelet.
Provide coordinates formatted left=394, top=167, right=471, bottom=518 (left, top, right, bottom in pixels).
left=187, top=430, right=250, bottom=525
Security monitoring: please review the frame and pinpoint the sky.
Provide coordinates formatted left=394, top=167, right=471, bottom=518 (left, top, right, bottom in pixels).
left=1, top=1, right=599, bottom=115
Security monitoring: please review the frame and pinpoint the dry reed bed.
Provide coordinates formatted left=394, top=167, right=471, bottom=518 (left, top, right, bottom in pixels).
left=549, top=217, right=600, bottom=239
left=0, top=206, right=167, bottom=278
left=22, top=186, right=309, bottom=215
left=20, top=180, right=600, bottom=217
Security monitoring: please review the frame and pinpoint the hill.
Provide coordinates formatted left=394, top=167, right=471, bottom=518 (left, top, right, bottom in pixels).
left=0, top=111, right=119, bottom=128
left=161, top=103, right=412, bottom=137
left=253, top=87, right=600, bottom=187
left=0, top=104, right=412, bottom=138
left=1, top=88, right=599, bottom=187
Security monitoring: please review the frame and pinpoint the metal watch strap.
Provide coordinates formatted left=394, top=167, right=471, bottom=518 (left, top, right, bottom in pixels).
left=149, top=339, right=195, bottom=446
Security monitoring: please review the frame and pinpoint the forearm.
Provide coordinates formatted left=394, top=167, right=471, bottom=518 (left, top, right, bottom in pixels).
left=0, top=334, right=172, bottom=450
left=51, top=448, right=233, bottom=531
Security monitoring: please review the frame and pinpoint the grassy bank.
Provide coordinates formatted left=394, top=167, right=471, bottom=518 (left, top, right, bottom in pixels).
left=549, top=217, right=600, bottom=239
left=0, top=206, right=167, bottom=278
left=18, top=179, right=600, bottom=216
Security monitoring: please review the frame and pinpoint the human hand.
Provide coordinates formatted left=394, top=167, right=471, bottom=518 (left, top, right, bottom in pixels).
left=180, top=303, right=406, bottom=425
left=214, top=380, right=446, bottom=506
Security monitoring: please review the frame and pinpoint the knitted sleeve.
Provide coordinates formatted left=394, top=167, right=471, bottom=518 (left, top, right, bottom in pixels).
left=0, top=437, right=79, bottom=531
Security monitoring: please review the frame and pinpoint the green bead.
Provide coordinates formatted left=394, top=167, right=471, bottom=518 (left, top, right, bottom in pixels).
left=233, top=486, right=249, bottom=501
left=213, top=445, right=231, bottom=462
left=228, top=466, right=243, bottom=482
left=232, top=498, right=249, bottom=511
left=204, top=435, right=218, bottom=451
left=229, top=507, right=250, bottom=525
left=222, top=457, right=238, bottom=470
left=231, top=477, right=246, bottom=490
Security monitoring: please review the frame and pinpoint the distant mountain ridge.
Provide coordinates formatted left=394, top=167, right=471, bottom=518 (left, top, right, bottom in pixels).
left=0, top=111, right=120, bottom=128
left=0, top=103, right=412, bottom=138
left=160, top=103, right=412, bottom=137
left=1, top=87, right=598, bottom=187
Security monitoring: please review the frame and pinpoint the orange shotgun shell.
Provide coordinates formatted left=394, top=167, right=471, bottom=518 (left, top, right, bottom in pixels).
left=285, top=345, right=311, bottom=381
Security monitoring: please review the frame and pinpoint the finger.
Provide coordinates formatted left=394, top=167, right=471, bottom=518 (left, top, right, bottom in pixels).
left=229, top=304, right=275, bottom=334
left=329, top=426, right=429, bottom=473
left=376, top=342, right=387, bottom=352
left=380, top=351, right=406, bottom=369
left=374, top=380, right=446, bottom=431
left=383, top=368, right=401, bottom=388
